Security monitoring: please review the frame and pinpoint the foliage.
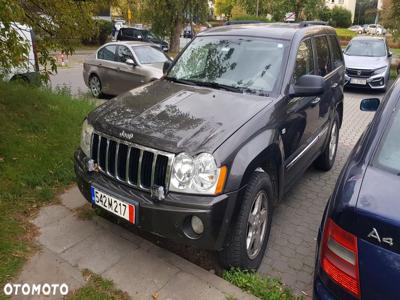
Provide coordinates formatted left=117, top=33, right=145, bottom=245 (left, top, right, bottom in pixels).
left=223, top=269, right=301, bottom=300
left=140, top=0, right=208, bottom=52
left=0, top=0, right=110, bottom=81
left=231, top=4, right=247, bottom=18
left=215, top=0, right=236, bottom=18
left=82, top=20, right=113, bottom=46
left=319, top=6, right=332, bottom=22
left=329, top=6, right=352, bottom=28
left=67, top=269, right=130, bottom=300
left=0, top=82, right=95, bottom=291
left=381, top=0, right=400, bottom=40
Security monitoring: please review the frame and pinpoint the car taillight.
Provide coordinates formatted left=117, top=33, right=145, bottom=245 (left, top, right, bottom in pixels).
left=320, top=218, right=360, bottom=298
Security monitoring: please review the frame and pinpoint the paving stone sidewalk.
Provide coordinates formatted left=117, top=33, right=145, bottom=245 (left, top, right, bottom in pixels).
left=14, top=187, right=257, bottom=300
left=259, top=91, right=377, bottom=297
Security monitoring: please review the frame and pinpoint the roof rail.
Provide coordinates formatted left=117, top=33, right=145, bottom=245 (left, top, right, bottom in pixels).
left=299, top=21, right=328, bottom=27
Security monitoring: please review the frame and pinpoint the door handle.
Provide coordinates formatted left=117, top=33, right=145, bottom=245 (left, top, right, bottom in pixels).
left=311, top=97, right=321, bottom=106
left=331, top=83, right=338, bottom=88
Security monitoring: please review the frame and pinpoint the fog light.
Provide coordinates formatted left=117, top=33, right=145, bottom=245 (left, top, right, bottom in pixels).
left=380, top=79, right=384, bottom=86
left=191, top=216, right=204, bottom=235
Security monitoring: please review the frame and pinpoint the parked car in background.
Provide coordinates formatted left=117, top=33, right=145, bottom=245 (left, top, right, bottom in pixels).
left=183, top=25, right=194, bottom=38
left=344, top=36, right=392, bottom=91
left=116, top=27, right=169, bottom=52
left=83, top=41, right=171, bottom=98
left=366, top=24, right=377, bottom=35
left=348, top=25, right=363, bottom=34
left=75, top=22, right=345, bottom=270
left=376, top=24, right=386, bottom=35
left=0, top=22, right=39, bottom=83
left=314, top=78, right=400, bottom=300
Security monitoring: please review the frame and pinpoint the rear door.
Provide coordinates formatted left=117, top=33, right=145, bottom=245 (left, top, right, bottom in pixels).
left=312, top=36, right=335, bottom=143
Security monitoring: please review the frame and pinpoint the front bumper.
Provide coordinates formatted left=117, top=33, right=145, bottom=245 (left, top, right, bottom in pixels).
left=344, top=71, right=388, bottom=90
left=74, top=149, right=239, bottom=250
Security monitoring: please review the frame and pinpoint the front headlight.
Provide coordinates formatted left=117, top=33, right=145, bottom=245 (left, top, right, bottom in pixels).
left=374, top=66, right=387, bottom=75
left=170, top=152, right=227, bottom=195
left=80, top=119, right=94, bottom=157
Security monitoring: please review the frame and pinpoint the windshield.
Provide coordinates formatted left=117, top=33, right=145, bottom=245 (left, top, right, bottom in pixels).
left=132, top=46, right=168, bottom=64
left=167, top=36, right=287, bottom=95
left=374, top=107, right=400, bottom=174
left=345, top=40, right=386, bottom=57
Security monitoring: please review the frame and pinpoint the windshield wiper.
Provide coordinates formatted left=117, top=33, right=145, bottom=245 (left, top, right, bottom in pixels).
left=165, top=77, right=199, bottom=86
left=189, top=81, right=243, bottom=93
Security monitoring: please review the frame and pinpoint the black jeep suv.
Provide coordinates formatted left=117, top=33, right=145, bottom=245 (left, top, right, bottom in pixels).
left=75, top=22, right=345, bottom=270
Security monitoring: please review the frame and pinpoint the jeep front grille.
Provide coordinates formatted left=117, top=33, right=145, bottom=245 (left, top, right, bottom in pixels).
left=90, top=132, right=174, bottom=192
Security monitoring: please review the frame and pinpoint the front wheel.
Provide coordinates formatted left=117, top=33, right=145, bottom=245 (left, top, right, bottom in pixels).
left=219, top=172, right=274, bottom=270
left=314, top=112, right=340, bottom=171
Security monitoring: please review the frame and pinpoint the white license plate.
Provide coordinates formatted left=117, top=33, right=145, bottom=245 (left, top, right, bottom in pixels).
left=350, top=78, right=367, bottom=85
left=91, top=187, right=136, bottom=224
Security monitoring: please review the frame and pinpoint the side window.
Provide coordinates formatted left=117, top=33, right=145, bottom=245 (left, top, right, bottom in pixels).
left=294, top=40, right=315, bottom=81
left=97, top=45, right=116, bottom=61
left=328, top=36, right=344, bottom=69
left=314, top=36, right=333, bottom=76
left=116, top=46, right=134, bottom=63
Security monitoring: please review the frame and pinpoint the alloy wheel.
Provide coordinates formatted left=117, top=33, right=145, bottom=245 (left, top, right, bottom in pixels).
left=329, top=122, right=338, bottom=161
left=246, top=191, right=268, bottom=260
left=89, top=76, right=101, bottom=98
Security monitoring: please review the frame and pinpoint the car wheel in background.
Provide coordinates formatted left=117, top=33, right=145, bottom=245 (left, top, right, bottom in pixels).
left=219, top=172, right=274, bottom=270
left=314, top=112, right=340, bottom=171
left=89, top=74, right=103, bottom=98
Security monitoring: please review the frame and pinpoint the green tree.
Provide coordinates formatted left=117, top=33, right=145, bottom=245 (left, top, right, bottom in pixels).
left=330, top=6, right=352, bottom=27
left=381, top=0, right=400, bottom=39
left=141, top=0, right=208, bottom=53
left=0, top=0, right=106, bottom=80
left=215, top=0, right=236, bottom=19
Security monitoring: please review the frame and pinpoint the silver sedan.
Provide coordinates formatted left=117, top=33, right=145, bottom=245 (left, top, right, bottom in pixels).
left=83, top=41, right=171, bottom=98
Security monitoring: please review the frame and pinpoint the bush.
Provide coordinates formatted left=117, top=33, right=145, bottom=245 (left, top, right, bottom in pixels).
left=82, top=20, right=112, bottom=46
left=319, top=7, right=332, bottom=23
left=329, top=6, right=352, bottom=28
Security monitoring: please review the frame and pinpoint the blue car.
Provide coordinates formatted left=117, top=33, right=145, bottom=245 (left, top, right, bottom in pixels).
left=314, top=78, right=400, bottom=300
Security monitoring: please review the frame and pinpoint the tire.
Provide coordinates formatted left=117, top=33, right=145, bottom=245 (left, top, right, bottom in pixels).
left=89, top=74, right=103, bottom=98
left=219, top=172, right=274, bottom=270
left=314, top=112, right=340, bottom=171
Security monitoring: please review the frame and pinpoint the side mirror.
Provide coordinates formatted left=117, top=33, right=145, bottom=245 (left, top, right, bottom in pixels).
left=360, top=98, right=380, bottom=112
left=289, top=75, right=326, bottom=97
left=125, top=58, right=136, bottom=66
left=163, top=60, right=172, bottom=74
left=388, top=51, right=393, bottom=57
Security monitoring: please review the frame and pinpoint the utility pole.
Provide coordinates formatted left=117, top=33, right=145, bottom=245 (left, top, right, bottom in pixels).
left=256, top=0, right=259, bottom=17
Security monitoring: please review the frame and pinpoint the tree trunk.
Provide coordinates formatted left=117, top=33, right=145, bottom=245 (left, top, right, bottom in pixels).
left=169, top=17, right=183, bottom=54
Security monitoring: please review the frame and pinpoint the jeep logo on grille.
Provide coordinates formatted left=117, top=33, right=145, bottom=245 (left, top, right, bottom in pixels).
left=120, top=130, right=134, bottom=140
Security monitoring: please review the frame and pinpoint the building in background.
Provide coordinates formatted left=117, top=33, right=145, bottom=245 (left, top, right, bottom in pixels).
left=326, top=0, right=357, bottom=22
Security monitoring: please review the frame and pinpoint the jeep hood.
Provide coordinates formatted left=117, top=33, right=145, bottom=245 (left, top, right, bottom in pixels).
left=88, top=80, right=273, bottom=154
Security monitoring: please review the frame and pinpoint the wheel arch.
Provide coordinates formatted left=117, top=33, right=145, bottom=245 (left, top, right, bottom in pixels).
left=224, top=129, right=284, bottom=204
